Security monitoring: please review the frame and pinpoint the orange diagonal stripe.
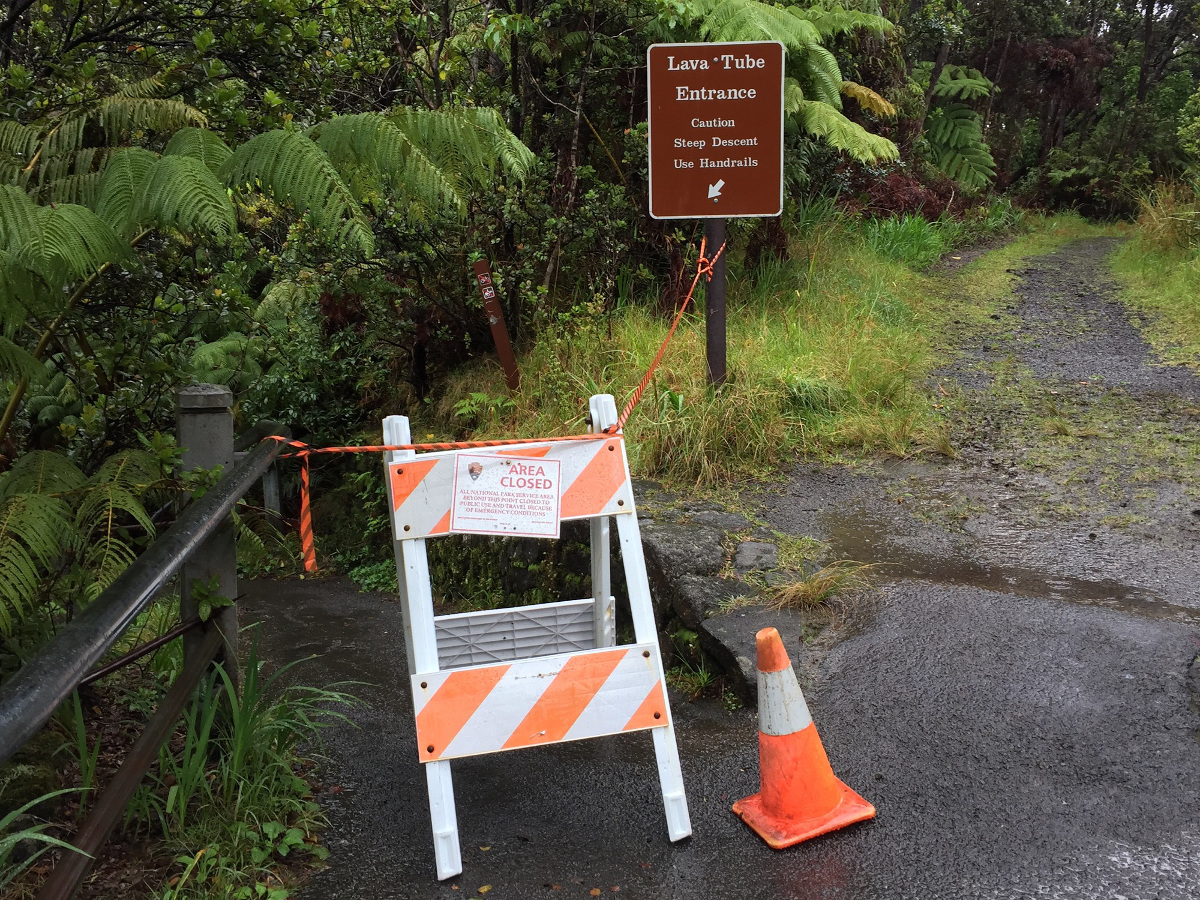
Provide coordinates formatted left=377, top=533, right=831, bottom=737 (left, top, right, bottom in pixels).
left=502, top=649, right=626, bottom=749
left=623, top=680, right=668, bottom=732
left=559, top=440, right=626, bottom=518
left=416, top=665, right=510, bottom=761
left=390, top=459, right=439, bottom=512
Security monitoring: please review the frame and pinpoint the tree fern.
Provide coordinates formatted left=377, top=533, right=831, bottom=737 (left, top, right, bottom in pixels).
left=0, top=185, right=128, bottom=288
left=97, top=148, right=235, bottom=240
left=310, top=113, right=464, bottom=216
left=790, top=5, right=891, bottom=40
left=930, top=65, right=993, bottom=102
left=0, top=336, right=45, bottom=381
left=385, top=107, right=535, bottom=195
left=0, top=492, right=74, bottom=634
left=0, top=450, right=86, bottom=500
left=164, top=127, right=234, bottom=174
left=191, top=332, right=263, bottom=387
left=796, top=100, right=899, bottom=163
left=924, top=103, right=996, bottom=189
left=221, top=129, right=375, bottom=255
left=688, top=0, right=823, bottom=47
left=75, top=450, right=159, bottom=601
left=671, top=0, right=898, bottom=165
left=0, top=187, right=129, bottom=289
left=254, top=280, right=319, bottom=340
left=841, top=81, right=896, bottom=118
left=0, top=76, right=207, bottom=205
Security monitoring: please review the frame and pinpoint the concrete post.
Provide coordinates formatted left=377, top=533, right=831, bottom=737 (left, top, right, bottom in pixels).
left=176, top=384, right=238, bottom=687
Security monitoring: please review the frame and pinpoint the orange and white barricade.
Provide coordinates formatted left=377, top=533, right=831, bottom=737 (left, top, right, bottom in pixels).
left=383, top=395, right=691, bottom=880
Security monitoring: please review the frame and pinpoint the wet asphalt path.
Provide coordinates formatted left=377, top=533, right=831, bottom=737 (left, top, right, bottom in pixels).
left=244, top=572, right=1200, bottom=900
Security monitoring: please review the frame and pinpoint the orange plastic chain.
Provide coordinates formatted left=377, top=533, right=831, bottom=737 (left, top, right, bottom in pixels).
left=264, top=239, right=725, bottom=572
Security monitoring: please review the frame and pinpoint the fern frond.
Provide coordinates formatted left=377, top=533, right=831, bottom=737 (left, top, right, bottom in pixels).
left=0, top=185, right=41, bottom=249
left=33, top=202, right=129, bottom=285
left=388, top=106, right=535, bottom=191
left=931, top=65, right=993, bottom=101
left=841, top=81, right=896, bottom=118
left=0, top=185, right=129, bottom=286
left=95, top=147, right=159, bottom=236
left=44, top=116, right=87, bottom=160
left=114, top=73, right=169, bottom=100
left=0, top=492, right=74, bottom=636
left=191, top=332, right=262, bottom=385
left=0, top=249, right=40, bottom=328
left=142, top=156, right=236, bottom=239
left=0, top=450, right=86, bottom=500
left=784, top=77, right=805, bottom=114
left=690, top=0, right=821, bottom=47
left=97, top=96, right=207, bottom=144
left=311, top=112, right=463, bottom=215
left=164, top=128, right=233, bottom=173
left=254, top=280, right=318, bottom=339
left=42, top=171, right=105, bottom=207
left=221, top=129, right=375, bottom=255
left=790, top=5, right=892, bottom=39
left=0, top=334, right=47, bottom=381
left=796, top=100, right=898, bottom=163
left=81, top=534, right=138, bottom=601
left=801, top=46, right=844, bottom=108
left=0, top=121, right=39, bottom=163
left=924, top=103, right=995, bottom=188
left=0, top=159, right=30, bottom=190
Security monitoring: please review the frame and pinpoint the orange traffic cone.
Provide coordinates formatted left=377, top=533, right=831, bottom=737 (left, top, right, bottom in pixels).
left=732, top=627, right=875, bottom=849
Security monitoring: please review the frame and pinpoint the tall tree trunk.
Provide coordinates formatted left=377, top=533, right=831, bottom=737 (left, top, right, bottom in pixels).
left=983, top=31, right=1010, bottom=133
left=541, top=11, right=595, bottom=294
left=913, top=41, right=951, bottom=141
left=1136, top=0, right=1156, bottom=103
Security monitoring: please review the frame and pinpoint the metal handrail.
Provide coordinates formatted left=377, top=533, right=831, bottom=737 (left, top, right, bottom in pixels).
left=0, top=431, right=289, bottom=765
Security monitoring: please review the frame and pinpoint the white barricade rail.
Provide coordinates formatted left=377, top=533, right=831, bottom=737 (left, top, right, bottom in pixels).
left=383, top=395, right=692, bottom=880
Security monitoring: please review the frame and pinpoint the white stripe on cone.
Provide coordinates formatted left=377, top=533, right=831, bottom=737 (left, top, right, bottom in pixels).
left=757, top=663, right=813, bottom=737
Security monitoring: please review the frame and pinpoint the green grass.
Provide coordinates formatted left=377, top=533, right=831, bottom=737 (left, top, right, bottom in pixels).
left=1112, top=239, right=1200, bottom=369
left=440, top=226, right=978, bottom=486
left=123, top=639, right=357, bottom=900
left=766, top=560, right=875, bottom=610
left=434, top=212, right=1110, bottom=491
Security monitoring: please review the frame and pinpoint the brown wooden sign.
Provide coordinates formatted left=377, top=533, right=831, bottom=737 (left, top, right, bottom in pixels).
left=647, top=41, right=785, bottom=219
left=472, top=259, right=520, bottom=390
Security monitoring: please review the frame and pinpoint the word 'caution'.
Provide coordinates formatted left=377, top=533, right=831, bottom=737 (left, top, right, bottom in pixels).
left=450, top=453, right=562, bottom=538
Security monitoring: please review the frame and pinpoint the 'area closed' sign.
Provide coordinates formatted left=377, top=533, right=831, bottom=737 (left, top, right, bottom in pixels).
left=647, top=41, right=785, bottom=219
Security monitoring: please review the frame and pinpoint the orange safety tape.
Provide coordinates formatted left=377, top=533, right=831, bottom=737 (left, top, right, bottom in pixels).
left=265, top=238, right=724, bottom=572
left=266, top=433, right=612, bottom=573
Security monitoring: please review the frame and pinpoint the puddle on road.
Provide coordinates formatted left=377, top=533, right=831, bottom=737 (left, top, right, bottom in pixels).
left=819, top=506, right=1200, bottom=625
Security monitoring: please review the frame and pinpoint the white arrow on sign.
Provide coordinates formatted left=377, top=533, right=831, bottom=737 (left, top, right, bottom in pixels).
left=707, top=179, right=725, bottom=200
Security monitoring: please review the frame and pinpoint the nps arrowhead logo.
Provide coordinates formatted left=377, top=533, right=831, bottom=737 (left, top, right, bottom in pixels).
left=708, top=179, right=725, bottom=200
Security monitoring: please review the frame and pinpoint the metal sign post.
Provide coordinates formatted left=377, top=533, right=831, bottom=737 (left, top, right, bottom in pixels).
left=647, top=41, right=785, bottom=386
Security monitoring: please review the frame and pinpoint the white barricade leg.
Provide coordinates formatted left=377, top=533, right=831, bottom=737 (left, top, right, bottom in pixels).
left=385, top=414, right=464, bottom=879
left=589, top=395, right=617, bottom=648
left=383, top=415, right=418, bottom=678
left=590, top=517, right=614, bottom=647
left=616, top=511, right=692, bottom=841
left=426, top=759, right=461, bottom=879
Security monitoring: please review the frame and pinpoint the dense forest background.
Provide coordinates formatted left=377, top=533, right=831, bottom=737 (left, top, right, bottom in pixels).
left=0, top=0, right=1196, bottom=649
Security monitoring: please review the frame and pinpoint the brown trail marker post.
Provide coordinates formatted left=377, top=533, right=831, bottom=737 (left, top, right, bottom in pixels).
left=472, top=258, right=520, bottom=391
left=647, top=41, right=785, bottom=386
